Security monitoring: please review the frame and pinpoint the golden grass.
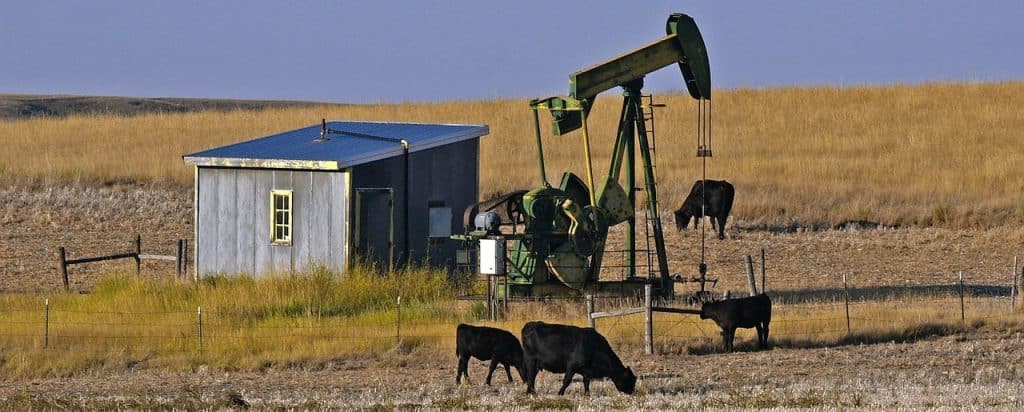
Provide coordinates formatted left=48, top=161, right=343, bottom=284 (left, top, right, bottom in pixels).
left=1, top=82, right=1022, bottom=228
left=0, top=268, right=1020, bottom=378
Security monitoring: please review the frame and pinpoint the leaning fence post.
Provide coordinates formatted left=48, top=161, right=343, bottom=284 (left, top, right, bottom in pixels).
left=586, top=295, right=596, bottom=329
left=744, top=255, right=758, bottom=296
left=644, top=284, right=653, bottom=355
left=959, top=272, right=965, bottom=323
left=843, top=274, right=851, bottom=334
left=58, top=247, right=69, bottom=292
left=197, top=306, right=203, bottom=353
left=44, top=298, right=49, bottom=349
left=134, top=234, right=142, bottom=275
left=396, top=296, right=402, bottom=345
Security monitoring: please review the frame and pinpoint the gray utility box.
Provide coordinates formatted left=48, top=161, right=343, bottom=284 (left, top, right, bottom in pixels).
left=479, top=239, right=505, bottom=275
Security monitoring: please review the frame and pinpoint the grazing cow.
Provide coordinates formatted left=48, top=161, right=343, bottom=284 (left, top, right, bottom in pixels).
left=700, top=294, right=772, bottom=352
left=674, top=179, right=735, bottom=240
left=520, top=321, right=636, bottom=395
left=455, top=324, right=527, bottom=385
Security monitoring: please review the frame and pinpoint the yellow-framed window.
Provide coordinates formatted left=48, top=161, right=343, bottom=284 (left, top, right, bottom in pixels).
left=270, top=190, right=292, bottom=245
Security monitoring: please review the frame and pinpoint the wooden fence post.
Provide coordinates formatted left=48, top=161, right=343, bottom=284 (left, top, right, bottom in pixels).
left=197, top=306, right=203, bottom=353
left=745, top=255, right=758, bottom=296
left=58, top=247, right=69, bottom=292
left=586, top=295, right=595, bottom=329
left=1013, top=256, right=1018, bottom=309
left=44, top=298, right=49, bottom=348
left=396, top=296, right=402, bottom=345
left=134, top=234, right=142, bottom=275
left=644, top=284, right=653, bottom=355
left=843, top=274, right=851, bottom=334
left=183, top=239, right=190, bottom=280
left=959, top=272, right=965, bottom=323
left=176, top=239, right=184, bottom=278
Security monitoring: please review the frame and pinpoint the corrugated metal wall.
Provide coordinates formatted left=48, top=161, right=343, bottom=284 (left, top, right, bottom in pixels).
left=196, top=168, right=348, bottom=276
left=350, top=138, right=479, bottom=270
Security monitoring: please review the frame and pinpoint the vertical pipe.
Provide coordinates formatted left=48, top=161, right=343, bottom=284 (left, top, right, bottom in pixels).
left=959, top=272, right=965, bottom=323
left=59, top=247, right=69, bottom=292
left=487, top=275, right=494, bottom=322
left=44, top=298, right=49, bottom=349
left=625, top=100, right=636, bottom=280
left=531, top=108, right=549, bottom=187
left=134, top=234, right=142, bottom=275
left=644, top=284, right=653, bottom=355
left=843, top=274, right=851, bottom=334
left=586, top=295, right=595, bottom=329
left=761, top=248, right=767, bottom=294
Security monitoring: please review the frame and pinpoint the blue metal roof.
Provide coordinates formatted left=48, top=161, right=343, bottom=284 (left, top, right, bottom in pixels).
left=183, top=120, right=488, bottom=170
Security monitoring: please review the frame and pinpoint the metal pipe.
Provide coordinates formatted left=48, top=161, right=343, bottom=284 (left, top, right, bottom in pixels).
left=579, top=109, right=598, bottom=209
left=531, top=108, right=549, bottom=187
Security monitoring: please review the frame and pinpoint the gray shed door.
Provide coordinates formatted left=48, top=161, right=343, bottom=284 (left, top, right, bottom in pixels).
left=356, top=189, right=393, bottom=268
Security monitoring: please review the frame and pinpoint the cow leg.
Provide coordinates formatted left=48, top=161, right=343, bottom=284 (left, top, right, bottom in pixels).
left=717, top=215, right=728, bottom=240
left=755, top=324, right=765, bottom=350
left=725, top=328, right=735, bottom=352
left=485, top=359, right=499, bottom=385
left=558, top=368, right=576, bottom=396
left=503, top=362, right=514, bottom=383
left=763, top=321, right=771, bottom=348
left=525, top=360, right=537, bottom=394
left=582, top=376, right=591, bottom=395
left=457, top=354, right=470, bottom=384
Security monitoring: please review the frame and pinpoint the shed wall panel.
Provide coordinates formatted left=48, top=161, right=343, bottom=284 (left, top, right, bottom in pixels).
left=235, top=169, right=256, bottom=274
left=197, top=169, right=219, bottom=274
left=215, top=169, right=238, bottom=273
left=253, top=171, right=273, bottom=272
left=310, top=172, right=330, bottom=268
left=292, top=172, right=312, bottom=270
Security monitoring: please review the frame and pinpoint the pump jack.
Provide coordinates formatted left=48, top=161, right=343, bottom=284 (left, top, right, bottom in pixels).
left=456, top=13, right=712, bottom=299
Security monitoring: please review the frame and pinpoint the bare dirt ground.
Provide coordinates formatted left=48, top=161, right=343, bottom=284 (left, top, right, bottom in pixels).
left=2, top=185, right=1024, bottom=409
left=3, top=185, right=1020, bottom=295
left=0, top=328, right=1022, bottom=410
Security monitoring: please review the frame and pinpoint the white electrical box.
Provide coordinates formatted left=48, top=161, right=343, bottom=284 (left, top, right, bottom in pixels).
left=479, top=239, right=505, bottom=275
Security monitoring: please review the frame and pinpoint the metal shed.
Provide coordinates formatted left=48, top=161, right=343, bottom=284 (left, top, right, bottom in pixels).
left=183, top=120, right=489, bottom=278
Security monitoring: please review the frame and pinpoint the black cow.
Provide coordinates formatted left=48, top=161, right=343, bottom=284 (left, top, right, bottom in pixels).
left=520, top=321, right=636, bottom=395
left=674, top=179, right=735, bottom=240
left=456, top=324, right=527, bottom=385
left=700, top=294, right=772, bottom=352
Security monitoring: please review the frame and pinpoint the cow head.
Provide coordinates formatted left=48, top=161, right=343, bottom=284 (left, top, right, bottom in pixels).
left=673, top=207, right=693, bottom=231
left=511, top=349, right=528, bottom=383
left=612, top=366, right=637, bottom=394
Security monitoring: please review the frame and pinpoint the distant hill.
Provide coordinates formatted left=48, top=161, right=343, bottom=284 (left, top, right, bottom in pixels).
left=0, top=94, right=331, bottom=120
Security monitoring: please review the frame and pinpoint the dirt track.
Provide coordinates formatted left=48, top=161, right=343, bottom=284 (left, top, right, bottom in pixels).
left=1, top=328, right=1022, bottom=409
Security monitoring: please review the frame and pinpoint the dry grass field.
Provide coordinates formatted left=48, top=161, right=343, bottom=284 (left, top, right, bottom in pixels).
left=2, top=82, right=1022, bottom=228
left=1, top=82, right=1023, bottom=409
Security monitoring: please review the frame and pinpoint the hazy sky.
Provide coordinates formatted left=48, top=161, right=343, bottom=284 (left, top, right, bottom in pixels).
left=2, top=1, right=1022, bottom=103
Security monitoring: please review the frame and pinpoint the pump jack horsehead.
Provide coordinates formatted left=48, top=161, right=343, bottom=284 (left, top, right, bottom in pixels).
left=453, top=13, right=714, bottom=298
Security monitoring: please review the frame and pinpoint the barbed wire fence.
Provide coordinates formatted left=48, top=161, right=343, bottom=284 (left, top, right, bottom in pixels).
left=0, top=271, right=1021, bottom=356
